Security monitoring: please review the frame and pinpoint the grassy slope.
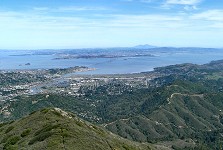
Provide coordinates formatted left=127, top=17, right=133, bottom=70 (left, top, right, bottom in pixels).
left=0, top=108, right=158, bottom=150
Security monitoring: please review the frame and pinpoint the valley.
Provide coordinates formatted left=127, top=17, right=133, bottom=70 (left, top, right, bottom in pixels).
left=1, top=59, right=223, bottom=149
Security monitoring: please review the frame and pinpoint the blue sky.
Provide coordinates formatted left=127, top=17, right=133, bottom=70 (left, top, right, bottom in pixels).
left=0, top=0, right=222, bottom=49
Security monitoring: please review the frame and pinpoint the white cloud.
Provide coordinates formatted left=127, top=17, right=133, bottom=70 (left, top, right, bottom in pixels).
left=33, top=7, right=49, bottom=11
left=184, top=5, right=198, bottom=10
left=0, top=10, right=185, bottom=30
left=1, top=9, right=222, bottom=30
left=162, top=0, right=202, bottom=11
left=57, top=6, right=109, bottom=12
left=121, top=0, right=134, bottom=2
left=139, top=0, right=153, bottom=3
left=122, top=0, right=153, bottom=3
left=189, top=10, right=223, bottom=29
left=0, top=8, right=223, bottom=49
left=191, top=10, right=223, bottom=21
left=166, top=0, right=201, bottom=5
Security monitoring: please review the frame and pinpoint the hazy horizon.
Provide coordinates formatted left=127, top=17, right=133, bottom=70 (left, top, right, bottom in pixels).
left=0, top=44, right=223, bottom=51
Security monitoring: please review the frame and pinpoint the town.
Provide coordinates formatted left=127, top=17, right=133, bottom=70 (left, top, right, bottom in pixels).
left=0, top=68, right=158, bottom=99
left=0, top=66, right=160, bottom=119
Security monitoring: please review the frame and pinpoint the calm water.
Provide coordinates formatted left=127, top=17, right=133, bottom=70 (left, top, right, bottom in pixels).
left=1, top=49, right=223, bottom=74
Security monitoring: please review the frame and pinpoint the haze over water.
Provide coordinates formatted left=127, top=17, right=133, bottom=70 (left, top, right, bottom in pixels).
left=1, top=48, right=223, bottom=74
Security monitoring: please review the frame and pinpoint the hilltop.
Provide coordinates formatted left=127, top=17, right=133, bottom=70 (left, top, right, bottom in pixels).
left=0, top=108, right=163, bottom=150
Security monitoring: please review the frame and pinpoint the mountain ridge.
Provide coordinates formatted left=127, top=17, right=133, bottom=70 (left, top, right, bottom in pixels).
left=0, top=108, right=160, bottom=150
left=2, top=60, right=223, bottom=149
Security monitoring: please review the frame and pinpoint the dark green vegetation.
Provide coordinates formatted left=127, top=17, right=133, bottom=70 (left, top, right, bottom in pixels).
left=2, top=60, right=223, bottom=149
left=0, top=108, right=154, bottom=150
left=104, top=61, right=223, bottom=149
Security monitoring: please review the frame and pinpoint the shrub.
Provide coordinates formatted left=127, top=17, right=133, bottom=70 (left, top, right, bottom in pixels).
left=1, top=135, right=13, bottom=143
left=28, top=132, right=53, bottom=145
left=5, top=126, right=14, bottom=134
left=3, top=136, right=20, bottom=150
left=28, top=124, right=60, bottom=145
left=5, top=136, right=20, bottom=145
left=21, top=129, right=31, bottom=137
left=34, top=124, right=60, bottom=136
left=40, top=108, right=50, bottom=114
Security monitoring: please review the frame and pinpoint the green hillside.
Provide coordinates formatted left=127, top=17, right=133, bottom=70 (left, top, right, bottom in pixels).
left=2, top=60, right=223, bottom=149
left=0, top=108, right=157, bottom=150
left=106, top=79, right=223, bottom=149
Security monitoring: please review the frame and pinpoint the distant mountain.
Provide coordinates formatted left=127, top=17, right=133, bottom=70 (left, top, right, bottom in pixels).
left=133, top=44, right=157, bottom=49
left=0, top=108, right=157, bottom=150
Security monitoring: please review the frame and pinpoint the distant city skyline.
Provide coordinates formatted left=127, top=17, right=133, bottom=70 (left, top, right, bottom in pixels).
left=0, top=0, right=222, bottom=49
